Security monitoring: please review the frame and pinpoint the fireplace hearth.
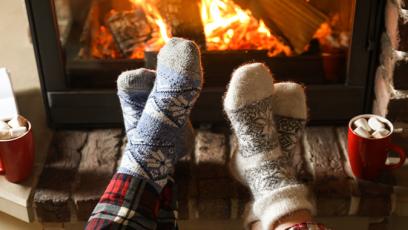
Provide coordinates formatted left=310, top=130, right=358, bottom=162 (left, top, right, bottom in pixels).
left=25, top=0, right=385, bottom=127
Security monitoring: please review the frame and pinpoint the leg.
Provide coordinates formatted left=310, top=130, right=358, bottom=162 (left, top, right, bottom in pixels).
left=87, top=38, right=203, bottom=229
left=224, top=63, right=316, bottom=230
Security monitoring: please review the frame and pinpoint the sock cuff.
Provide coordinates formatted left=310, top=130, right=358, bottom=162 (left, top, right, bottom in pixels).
left=117, top=68, right=155, bottom=91
left=242, top=202, right=258, bottom=230
left=253, top=184, right=316, bottom=230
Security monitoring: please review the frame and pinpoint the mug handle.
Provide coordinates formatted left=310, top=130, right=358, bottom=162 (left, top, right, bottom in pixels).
left=385, top=143, right=406, bottom=170
left=0, top=155, right=4, bottom=174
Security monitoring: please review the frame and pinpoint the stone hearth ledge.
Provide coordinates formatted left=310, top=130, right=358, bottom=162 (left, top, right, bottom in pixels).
left=30, top=127, right=408, bottom=227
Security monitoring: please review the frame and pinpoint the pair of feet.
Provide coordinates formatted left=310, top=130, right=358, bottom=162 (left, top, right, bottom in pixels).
left=118, top=38, right=314, bottom=229
left=224, top=63, right=315, bottom=229
left=117, top=38, right=202, bottom=190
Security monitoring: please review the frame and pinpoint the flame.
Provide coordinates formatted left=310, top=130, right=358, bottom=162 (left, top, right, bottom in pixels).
left=90, top=25, right=120, bottom=59
left=129, top=0, right=169, bottom=51
left=88, top=0, right=298, bottom=59
left=200, top=0, right=291, bottom=56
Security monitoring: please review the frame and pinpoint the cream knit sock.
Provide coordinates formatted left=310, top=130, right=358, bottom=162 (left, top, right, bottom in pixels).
left=225, top=63, right=315, bottom=230
left=272, top=82, right=308, bottom=178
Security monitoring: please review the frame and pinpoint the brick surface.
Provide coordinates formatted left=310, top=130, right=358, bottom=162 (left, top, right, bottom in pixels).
left=72, top=129, right=122, bottom=221
left=358, top=196, right=392, bottom=216
left=303, top=127, right=348, bottom=181
left=393, top=122, right=408, bottom=151
left=373, top=66, right=392, bottom=117
left=398, top=12, right=408, bottom=52
left=197, top=198, right=231, bottom=219
left=353, top=180, right=394, bottom=217
left=174, top=155, right=194, bottom=220
left=387, top=95, right=408, bottom=122
left=35, top=128, right=402, bottom=223
left=316, top=196, right=350, bottom=216
left=393, top=56, right=408, bottom=89
left=198, top=178, right=233, bottom=199
left=368, top=218, right=389, bottom=230
left=34, top=131, right=88, bottom=222
left=402, top=0, right=408, bottom=9
left=335, top=127, right=355, bottom=178
left=194, top=131, right=228, bottom=179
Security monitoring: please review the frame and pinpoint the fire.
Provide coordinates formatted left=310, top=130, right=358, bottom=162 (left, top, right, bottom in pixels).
left=87, top=0, right=298, bottom=59
left=90, top=25, right=120, bottom=59
left=199, top=0, right=291, bottom=56
left=129, top=0, right=170, bottom=52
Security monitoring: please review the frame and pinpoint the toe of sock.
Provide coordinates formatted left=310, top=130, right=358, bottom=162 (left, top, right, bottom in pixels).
left=117, top=68, right=156, bottom=91
left=224, top=63, right=274, bottom=110
left=156, top=37, right=203, bottom=90
left=273, top=82, right=307, bottom=119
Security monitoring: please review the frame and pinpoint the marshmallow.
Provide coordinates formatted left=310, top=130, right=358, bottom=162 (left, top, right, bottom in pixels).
left=0, top=129, right=11, bottom=140
left=354, top=118, right=371, bottom=132
left=8, top=116, right=27, bottom=129
left=354, top=126, right=371, bottom=138
left=9, top=127, right=27, bottom=138
left=368, top=116, right=385, bottom=131
left=372, top=128, right=390, bottom=139
left=0, top=121, right=10, bottom=130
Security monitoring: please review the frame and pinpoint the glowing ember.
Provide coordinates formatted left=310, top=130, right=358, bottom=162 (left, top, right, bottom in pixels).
left=199, top=0, right=291, bottom=56
left=90, top=25, right=120, bottom=59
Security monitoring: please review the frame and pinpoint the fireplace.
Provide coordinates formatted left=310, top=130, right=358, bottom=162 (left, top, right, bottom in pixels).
left=25, top=0, right=385, bottom=128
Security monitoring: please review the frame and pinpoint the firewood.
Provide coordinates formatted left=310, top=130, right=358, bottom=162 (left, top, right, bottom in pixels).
left=257, top=0, right=328, bottom=54
left=107, top=8, right=153, bottom=57
left=79, top=0, right=122, bottom=59
left=157, top=0, right=206, bottom=49
left=309, top=0, right=355, bottom=32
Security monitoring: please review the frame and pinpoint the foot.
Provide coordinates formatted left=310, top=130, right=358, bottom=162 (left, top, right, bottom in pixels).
left=224, top=63, right=314, bottom=229
left=117, top=68, right=155, bottom=140
left=272, top=82, right=308, bottom=178
left=117, top=68, right=195, bottom=160
left=118, top=37, right=203, bottom=190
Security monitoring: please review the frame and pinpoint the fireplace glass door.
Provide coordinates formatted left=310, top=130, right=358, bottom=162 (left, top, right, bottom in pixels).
left=26, top=0, right=384, bottom=127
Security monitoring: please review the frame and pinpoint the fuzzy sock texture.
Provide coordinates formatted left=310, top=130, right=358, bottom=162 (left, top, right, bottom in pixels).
left=272, top=82, right=308, bottom=176
left=117, top=68, right=195, bottom=161
left=224, top=63, right=314, bottom=230
left=117, top=68, right=156, bottom=139
left=118, top=38, right=202, bottom=190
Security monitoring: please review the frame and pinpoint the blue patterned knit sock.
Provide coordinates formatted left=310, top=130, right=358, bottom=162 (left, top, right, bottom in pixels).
left=117, top=68, right=155, bottom=140
left=118, top=37, right=203, bottom=190
left=117, top=68, right=195, bottom=160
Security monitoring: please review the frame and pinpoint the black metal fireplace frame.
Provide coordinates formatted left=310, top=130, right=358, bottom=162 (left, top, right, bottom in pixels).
left=25, top=0, right=385, bottom=128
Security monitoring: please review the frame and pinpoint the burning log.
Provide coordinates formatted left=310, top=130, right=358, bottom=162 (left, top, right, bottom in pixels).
left=157, top=0, right=206, bottom=49
left=79, top=0, right=121, bottom=59
left=256, top=0, right=328, bottom=54
left=107, top=8, right=153, bottom=57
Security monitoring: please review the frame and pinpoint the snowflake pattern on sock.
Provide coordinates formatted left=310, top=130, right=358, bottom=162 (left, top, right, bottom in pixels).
left=244, top=157, right=297, bottom=196
left=274, top=115, right=305, bottom=155
left=274, top=114, right=309, bottom=179
left=229, top=97, right=279, bottom=158
left=118, top=38, right=202, bottom=191
left=158, top=93, right=198, bottom=127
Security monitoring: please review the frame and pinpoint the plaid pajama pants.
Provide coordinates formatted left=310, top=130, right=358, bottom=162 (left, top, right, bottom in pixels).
left=86, top=173, right=329, bottom=230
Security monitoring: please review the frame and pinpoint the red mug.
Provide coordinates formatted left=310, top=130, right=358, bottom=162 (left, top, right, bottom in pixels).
left=0, top=116, right=35, bottom=183
left=348, top=114, right=406, bottom=180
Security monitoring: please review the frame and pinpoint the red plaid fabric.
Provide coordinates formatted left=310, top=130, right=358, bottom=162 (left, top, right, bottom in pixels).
left=86, top=173, right=162, bottom=229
